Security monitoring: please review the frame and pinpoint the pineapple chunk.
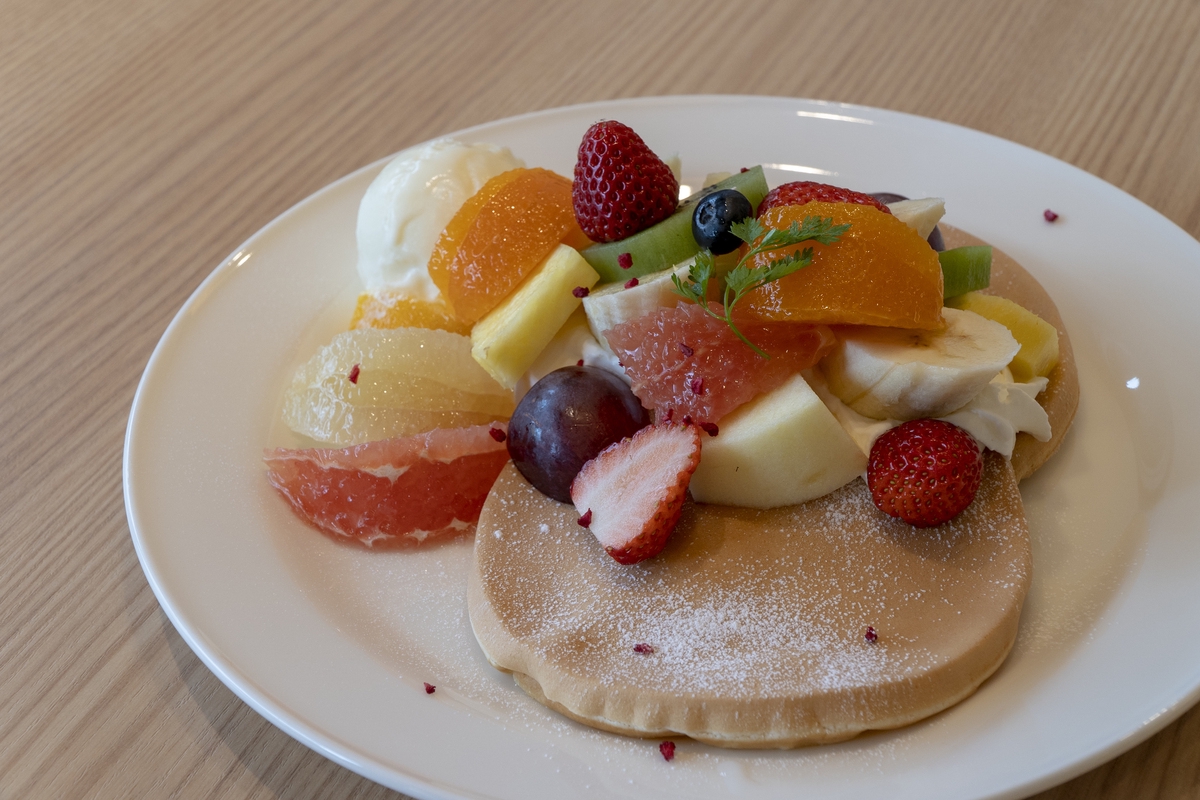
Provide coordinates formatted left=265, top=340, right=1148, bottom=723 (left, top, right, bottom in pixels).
left=946, top=291, right=1059, bottom=381
left=471, top=244, right=600, bottom=389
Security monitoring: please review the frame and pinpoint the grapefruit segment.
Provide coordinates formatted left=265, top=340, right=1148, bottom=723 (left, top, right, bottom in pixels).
left=603, top=302, right=835, bottom=424
left=265, top=424, right=510, bottom=548
left=742, top=202, right=944, bottom=329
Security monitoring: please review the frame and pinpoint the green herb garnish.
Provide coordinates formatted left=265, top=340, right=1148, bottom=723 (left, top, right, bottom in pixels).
left=671, top=215, right=850, bottom=358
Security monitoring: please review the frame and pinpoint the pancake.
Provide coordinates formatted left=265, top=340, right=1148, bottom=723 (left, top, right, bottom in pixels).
left=468, top=229, right=1078, bottom=747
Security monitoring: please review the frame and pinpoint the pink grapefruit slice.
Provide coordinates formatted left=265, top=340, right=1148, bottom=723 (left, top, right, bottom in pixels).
left=264, top=424, right=509, bottom=548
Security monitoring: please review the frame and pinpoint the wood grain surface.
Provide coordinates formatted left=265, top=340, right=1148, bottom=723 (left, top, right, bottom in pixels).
left=2, top=0, right=1199, bottom=797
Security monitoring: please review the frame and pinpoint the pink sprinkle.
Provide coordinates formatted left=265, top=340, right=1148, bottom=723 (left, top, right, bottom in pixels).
left=424, top=682, right=436, bottom=694
left=865, top=626, right=878, bottom=643
left=633, top=643, right=655, bottom=654
left=577, top=509, right=593, bottom=527
left=739, top=167, right=749, bottom=173
left=679, top=342, right=694, bottom=357
left=618, top=252, right=633, bottom=269
left=659, top=741, right=676, bottom=761
left=488, top=427, right=507, bottom=442
left=347, top=364, right=360, bottom=384
left=577, top=359, right=585, bottom=366
left=699, top=422, right=719, bottom=437
left=572, top=286, right=589, bottom=298
left=690, top=377, right=705, bottom=395
left=662, top=408, right=674, bottom=423
left=681, top=415, right=694, bottom=426
left=1044, top=209, right=1059, bottom=222
left=624, top=277, right=639, bottom=289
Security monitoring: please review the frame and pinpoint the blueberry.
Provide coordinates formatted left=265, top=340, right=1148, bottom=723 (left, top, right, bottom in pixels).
left=692, top=189, right=753, bottom=255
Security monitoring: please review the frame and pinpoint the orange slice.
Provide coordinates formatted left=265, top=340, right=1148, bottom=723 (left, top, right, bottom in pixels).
left=741, top=202, right=943, bottom=329
left=349, top=291, right=471, bottom=335
left=428, top=167, right=585, bottom=324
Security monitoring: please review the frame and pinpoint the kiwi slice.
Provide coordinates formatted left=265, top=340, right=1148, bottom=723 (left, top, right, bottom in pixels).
left=939, top=245, right=992, bottom=299
left=582, top=166, right=769, bottom=284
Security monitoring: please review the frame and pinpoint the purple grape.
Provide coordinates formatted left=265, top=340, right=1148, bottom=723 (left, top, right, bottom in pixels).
left=507, top=366, right=650, bottom=502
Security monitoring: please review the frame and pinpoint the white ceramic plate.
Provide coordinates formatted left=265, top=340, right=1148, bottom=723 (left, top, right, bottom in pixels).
left=125, top=96, right=1200, bottom=800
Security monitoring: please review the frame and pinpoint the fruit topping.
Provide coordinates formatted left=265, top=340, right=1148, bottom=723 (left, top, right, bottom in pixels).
left=282, top=328, right=513, bottom=446
left=689, top=372, right=865, bottom=508
left=939, top=246, right=993, bottom=299
left=264, top=424, right=511, bottom=548
left=617, top=252, right=633, bottom=269
left=507, top=366, right=650, bottom=503
left=347, top=364, right=360, bottom=384
left=872, top=193, right=946, bottom=251
left=572, top=120, right=679, bottom=243
left=740, top=202, right=944, bottom=329
left=1044, top=209, right=1059, bottom=222
left=692, top=189, right=754, bottom=255
left=424, top=683, right=436, bottom=694
left=604, top=302, right=835, bottom=424
left=659, top=741, right=676, bottom=761
left=580, top=167, right=769, bottom=282
left=349, top=292, right=472, bottom=335
left=946, top=292, right=1060, bottom=381
left=672, top=214, right=850, bottom=357
left=470, top=244, right=600, bottom=389
left=822, top=307, right=1020, bottom=421
left=428, top=167, right=584, bottom=324
left=864, top=626, right=878, bottom=643
left=577, top=509, right=593, bottom=527
left=570, top=424, right=702, bottom=565
left=633, top=643, right=655, bottom=654
left=867, top=419, right=983, bottom=527
left=758, top=181, right=891, bottom=217
left=624, top=277, right=639, bottom=289
left=488, top=426, right=507, bottom=442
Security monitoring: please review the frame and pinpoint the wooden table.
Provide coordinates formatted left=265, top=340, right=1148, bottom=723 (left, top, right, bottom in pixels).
left=3, top=1, right=1199, bottom=797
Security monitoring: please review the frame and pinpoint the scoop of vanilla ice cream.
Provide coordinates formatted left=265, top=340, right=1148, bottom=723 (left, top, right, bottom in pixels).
left=356, top=139, right=524, bottom=299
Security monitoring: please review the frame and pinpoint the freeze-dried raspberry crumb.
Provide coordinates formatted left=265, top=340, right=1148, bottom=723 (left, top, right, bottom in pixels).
left=347, top=364, right=360, bottom=384
left=864, top=626, right=878, bottom=643
left=1044, top=209, right=1059, bottom=222
left=633, top=643, right=655, bottom=654
left=689, top=377, right=705, bottom=395
left=577, top=509, right=593, bottom=527
left=618, top=252, right=633, bottom=269
left=572, top=286, right=590, bottom=298
left=699, top=422, right=719, bottom=437
left=662, top=408, right=674, bottom=423
left=679, top=343, right=694, bottom=357
left=488, top=427, right=507, bottom=442
left=577, top=359, right=585, bottom=366
left=659, top=741, right=676, bottom=761
left=624, top=277, right=639, bottom=289
left=681, top=415, right=693, bottom=426
left=423, top=682, right=436, bottom=694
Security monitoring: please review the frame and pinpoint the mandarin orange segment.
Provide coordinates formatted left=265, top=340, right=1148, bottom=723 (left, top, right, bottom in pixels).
left=742, top=202, right=944, bottom=329
left=349, top=291, right=471, bottom=335
left=427, top=167, right=579, bottom=324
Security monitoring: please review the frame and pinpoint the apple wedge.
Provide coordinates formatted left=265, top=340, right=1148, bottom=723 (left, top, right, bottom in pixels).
left=689, top=372, right=866, bottom=508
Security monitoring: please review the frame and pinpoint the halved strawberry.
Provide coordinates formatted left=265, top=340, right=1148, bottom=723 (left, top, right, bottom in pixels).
left=570, top=424, right=701, bottom=565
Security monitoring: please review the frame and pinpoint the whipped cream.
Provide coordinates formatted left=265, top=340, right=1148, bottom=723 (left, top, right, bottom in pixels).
left=808, top=367, right=1051, bottom=458
left=356, top=139, right=523, bottom=300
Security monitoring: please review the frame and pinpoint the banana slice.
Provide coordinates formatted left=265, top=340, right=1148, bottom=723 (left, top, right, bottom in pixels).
left=582, top=260, right=693, bottom=351
left=887, top=197, right=945, bottom=240
left=823, top=308, right=1020, bottom=420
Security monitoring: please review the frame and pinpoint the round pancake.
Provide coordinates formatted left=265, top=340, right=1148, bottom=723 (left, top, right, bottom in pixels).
left=468, top=228, right=1074, bottom=747
left=940, top=226, right=1078, bottom=480
left=470, top=453, right=1030, bottom=747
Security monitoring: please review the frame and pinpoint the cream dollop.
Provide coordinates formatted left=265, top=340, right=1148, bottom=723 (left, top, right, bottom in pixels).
left=356, top=139, right=523, bottom=300
left=808, top=367, right=1051, bottom=458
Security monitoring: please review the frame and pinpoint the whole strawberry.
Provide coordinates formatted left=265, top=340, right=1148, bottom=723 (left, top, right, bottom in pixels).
left=757, top=181, right=892, bottom=218
left=867, top=419, right=982, bottom=527
left=573, top=120, right=679, bottom=243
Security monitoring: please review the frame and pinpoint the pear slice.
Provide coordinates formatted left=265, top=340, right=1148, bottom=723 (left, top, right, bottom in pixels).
left=887, top=197, right=945, bottom=240
left=689, top=373, right=865, bottom=509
